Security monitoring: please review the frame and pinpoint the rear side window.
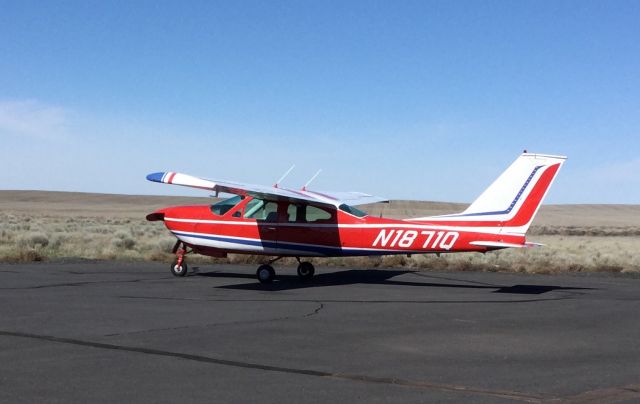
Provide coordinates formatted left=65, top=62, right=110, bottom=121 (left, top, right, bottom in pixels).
left=287, top=203, right=305, bottom=222
left=339, top=204, right=367, bottom=218
left=306, top=206, right=332, bottom=222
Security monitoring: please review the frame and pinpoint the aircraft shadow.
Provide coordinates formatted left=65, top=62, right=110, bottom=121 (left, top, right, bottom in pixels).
left=192, top=269, right=595, bottom=295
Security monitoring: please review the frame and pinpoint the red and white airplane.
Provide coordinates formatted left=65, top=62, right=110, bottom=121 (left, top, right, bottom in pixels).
left=147, top=152, right=565, bottom=283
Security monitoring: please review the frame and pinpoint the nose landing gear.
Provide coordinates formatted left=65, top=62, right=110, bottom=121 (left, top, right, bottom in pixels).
left=170, top=241, right=190, bottom=277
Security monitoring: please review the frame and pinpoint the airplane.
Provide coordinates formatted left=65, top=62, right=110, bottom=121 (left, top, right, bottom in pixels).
left=146, top=152, right=566, bottom=284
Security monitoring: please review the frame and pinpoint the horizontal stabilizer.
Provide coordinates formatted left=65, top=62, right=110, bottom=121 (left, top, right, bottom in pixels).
left=469, top=241, right=525, bottom=249
left=469, top=241, right=544, bottom=249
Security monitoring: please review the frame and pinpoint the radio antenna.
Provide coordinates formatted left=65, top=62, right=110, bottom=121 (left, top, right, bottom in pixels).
left=274, top=165, right=295, bottom=188
left=302, top=169, right=322, bottom=191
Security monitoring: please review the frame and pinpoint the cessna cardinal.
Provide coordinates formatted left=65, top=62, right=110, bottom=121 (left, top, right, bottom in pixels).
left=146, top=152, right=566, bottom=284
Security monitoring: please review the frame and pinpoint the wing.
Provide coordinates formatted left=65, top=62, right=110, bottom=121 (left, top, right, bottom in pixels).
left=146, top=172, right=388, bottom=207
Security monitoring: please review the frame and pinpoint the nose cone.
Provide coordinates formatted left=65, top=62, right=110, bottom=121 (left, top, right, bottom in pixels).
left=146, top=209, right=167, bottom=221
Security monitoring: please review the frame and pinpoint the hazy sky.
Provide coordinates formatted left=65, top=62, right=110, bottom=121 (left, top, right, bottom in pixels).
left=1, top=1, right=639, bottom=203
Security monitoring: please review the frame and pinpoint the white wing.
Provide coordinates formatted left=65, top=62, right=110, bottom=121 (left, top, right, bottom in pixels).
left=146, top=172, right=387, bottom=207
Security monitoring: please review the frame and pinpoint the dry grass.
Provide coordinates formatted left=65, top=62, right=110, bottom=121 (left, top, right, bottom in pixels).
left=1, top=191, right=639, bottom=274
left=1, top=212, right=639, bottom=274
left=0, top=213, right=175, bottom=262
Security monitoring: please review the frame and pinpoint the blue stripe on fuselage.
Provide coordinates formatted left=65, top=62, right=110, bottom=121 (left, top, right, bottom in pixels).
left=172, top=231, right=410, bottom=256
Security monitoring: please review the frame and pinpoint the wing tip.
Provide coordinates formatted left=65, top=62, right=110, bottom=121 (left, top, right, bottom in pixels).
left=146, top=172, right=166, bottom=183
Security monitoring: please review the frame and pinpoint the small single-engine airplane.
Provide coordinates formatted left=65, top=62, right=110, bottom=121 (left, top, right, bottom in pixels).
left=146, top=152, right=565, bottom=283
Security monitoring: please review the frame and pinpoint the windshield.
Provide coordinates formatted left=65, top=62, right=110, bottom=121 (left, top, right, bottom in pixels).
left=210, top=195, right=243, bottom=216
left=339, top=204, right=367, bottom=218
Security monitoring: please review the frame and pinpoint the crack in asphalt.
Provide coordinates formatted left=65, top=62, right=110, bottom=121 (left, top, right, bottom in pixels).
left=0, top=329, right=546, bottom=403
left=103, top=302, right=325, bottom=337
left=547, top=383, right=640, bottom=403
left=307, top=302, right=324, bottom=317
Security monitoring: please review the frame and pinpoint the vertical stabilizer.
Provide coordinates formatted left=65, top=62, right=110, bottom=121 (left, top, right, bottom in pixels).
left=413, top=153, right=566, bottom=235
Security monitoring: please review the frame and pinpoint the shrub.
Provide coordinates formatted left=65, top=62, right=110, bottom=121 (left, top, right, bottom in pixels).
left=111, top=231, right=136, bottom=249
left=17, top=232, right=49, bottom=248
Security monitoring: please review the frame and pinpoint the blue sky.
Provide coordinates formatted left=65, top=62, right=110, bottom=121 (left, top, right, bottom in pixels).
left=1, top=1, right=638, bottom=203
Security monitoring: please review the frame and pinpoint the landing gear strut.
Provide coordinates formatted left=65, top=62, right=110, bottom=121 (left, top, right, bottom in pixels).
left=170, top=241, right=189, bottom=277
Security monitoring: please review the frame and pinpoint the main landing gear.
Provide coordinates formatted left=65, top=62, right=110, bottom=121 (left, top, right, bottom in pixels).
left=255, top=257, right=316, bottom=284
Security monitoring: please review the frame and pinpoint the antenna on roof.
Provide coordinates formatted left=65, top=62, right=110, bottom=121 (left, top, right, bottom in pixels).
left=302, top=169, right=322, bottom=191
left=274, top=165, right=295, bottom=188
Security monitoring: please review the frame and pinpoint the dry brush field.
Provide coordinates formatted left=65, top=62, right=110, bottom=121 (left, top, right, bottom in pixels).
left=1, top=191, right=639, bottom=274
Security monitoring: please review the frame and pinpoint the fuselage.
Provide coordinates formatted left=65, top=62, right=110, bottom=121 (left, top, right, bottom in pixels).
left=148, top=196, right=525, bottom=258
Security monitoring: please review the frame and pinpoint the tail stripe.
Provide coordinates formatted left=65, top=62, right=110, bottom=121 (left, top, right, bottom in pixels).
left=409, top=152, right=566, bottom=236
left=450, top=165, right=543, bottom=217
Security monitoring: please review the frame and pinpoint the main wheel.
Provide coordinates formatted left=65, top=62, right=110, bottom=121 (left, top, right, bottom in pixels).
left=256, top=264, right=275, bottom=284
left=297, top=262, right=315, bottom=280
left=171, top=260, right=188, bottom=277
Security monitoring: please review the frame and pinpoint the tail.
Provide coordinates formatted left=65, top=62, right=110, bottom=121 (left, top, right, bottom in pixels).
left=413, top=152, right=566, bottom=235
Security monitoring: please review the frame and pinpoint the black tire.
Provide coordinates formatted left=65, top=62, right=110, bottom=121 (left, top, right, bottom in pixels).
left=297, top=262, right=315, bottom=279
left=171, top=260, right=188, bottom=277
left=256, top=264, right=275, bottom=284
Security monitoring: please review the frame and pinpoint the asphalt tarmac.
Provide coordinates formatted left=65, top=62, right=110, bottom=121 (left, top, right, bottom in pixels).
left=1, top=261, right=639, bottom=403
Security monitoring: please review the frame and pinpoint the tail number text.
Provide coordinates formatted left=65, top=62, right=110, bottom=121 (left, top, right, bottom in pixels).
left=372, top=230, right=459, bottom=250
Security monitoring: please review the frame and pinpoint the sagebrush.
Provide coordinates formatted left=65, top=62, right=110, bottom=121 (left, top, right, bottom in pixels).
left=1, top=213, right=639, bottom=274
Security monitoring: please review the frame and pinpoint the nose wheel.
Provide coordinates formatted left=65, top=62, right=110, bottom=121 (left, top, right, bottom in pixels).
left=171, top=260, right=188, bottom=277
left=170, top=241, right=189, bottom=277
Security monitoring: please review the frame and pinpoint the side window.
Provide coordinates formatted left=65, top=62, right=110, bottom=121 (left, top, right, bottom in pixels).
left=287, top=204, right=297, bottom=222
left=338, top=203, right=367, bottom=218
left=244, top=198, right=278, bottom=221
left=243, top=198, right=263, bottom=218
left=263, top=202, right=279, bottom=221
left=306, top=205, right=332, bottom=222
left=287, top=203, right=305, bottom=222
